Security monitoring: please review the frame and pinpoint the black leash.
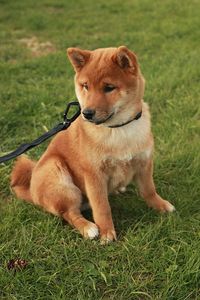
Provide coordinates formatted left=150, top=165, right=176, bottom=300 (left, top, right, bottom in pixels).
left=0, top=101, right=81, bottom=164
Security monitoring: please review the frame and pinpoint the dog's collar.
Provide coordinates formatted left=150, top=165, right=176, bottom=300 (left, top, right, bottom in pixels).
left=108, top=111, right=142, bottom=128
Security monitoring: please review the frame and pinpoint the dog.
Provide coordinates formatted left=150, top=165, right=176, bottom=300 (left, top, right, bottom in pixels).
left=11, top=46, right=175, bottom=243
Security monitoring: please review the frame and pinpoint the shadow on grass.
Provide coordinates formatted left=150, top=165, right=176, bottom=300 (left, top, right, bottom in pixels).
left=59, top=185, right=164, bottom=241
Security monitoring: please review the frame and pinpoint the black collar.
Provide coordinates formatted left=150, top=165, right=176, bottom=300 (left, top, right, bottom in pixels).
left=108, top=111, right=142, bottom=128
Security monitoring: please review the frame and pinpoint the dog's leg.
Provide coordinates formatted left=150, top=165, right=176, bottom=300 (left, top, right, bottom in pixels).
left=31, top=158, right=99, bottom=239
left=135, top=159, right=175, bottom=212
left=63, top=207, right=99, bottom=240
left=84, top=173, right=116, bottom=243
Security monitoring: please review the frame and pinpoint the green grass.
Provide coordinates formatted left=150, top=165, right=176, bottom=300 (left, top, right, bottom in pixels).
left=0, top=0, right=200, bottom=299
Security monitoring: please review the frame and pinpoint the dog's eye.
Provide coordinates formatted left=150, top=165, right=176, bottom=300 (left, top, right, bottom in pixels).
left=82, top=83, right=88, bottom=91
left=104, top=85, right=116, bottom=93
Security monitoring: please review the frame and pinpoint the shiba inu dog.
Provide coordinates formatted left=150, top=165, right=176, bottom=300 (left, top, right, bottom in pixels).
left=11, top=46, right=175, bottom=243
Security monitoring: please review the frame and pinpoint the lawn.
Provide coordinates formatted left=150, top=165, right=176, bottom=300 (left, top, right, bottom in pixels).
left=0, top=0, right=200, bottom=299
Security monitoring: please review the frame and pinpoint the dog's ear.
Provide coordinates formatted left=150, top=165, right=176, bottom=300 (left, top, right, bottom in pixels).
left=67, top=48, right=91, bottom=72
left=113, top=46, right=138, bottom=73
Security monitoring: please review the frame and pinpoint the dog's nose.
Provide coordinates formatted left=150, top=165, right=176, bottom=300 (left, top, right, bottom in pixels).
left=82, top=109, right=96, bottom=120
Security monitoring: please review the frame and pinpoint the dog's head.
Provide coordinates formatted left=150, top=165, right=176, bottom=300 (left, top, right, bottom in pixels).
left=67, top=46, right=145, bottom=127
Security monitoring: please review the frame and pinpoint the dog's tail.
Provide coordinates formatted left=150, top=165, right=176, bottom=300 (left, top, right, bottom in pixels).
left=10, top=155, right=36, bottom=202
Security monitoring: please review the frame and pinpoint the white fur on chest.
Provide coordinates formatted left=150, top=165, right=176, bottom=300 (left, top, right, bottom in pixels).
left=101, top=116, right=153, bottom=193
left=101, top=115, right=152, bottom=162
left=103, top=147, right=152, bottom=194
left=104, top=147, right=152, bottom=164
left=84, top=102, right=153, bottom=191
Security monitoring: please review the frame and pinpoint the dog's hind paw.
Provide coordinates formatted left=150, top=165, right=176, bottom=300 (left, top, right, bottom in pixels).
left=114, top=186, right=127, bottom=195
left=119, top=186, right=126, bottom=193
left=83, top=222, right=99, bottom=239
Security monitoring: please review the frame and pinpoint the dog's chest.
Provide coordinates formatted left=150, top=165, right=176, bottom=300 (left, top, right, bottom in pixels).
left=102, top=155, right=136, bottom=193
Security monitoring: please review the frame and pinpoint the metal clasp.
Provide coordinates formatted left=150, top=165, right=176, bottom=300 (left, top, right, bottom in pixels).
left=63, top=101, right=81, bottom=124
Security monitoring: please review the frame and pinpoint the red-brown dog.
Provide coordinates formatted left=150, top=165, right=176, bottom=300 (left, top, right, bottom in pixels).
left=11, top=46, right=175, bottom=243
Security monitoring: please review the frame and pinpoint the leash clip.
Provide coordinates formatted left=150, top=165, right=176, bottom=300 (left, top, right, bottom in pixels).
left=63, top=101, right=81, bottom=125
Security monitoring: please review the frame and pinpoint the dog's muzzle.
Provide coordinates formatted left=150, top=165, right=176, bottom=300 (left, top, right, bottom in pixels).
left=82, top=108, right=96, bottom=120
left=82, top=108, right=114, bottom=125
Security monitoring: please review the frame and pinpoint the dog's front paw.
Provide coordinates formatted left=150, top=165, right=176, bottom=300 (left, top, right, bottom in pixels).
left=159, top=200, right=175, bottom=213
left=150, top=198, right=175, bottom=213
left=100, top=229, right=117, bottom=245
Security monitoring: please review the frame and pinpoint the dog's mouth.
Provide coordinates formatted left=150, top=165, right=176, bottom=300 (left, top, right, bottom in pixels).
left=82, top=112, right=114, bottom=125
left=93, top=112, right=115, bottom=125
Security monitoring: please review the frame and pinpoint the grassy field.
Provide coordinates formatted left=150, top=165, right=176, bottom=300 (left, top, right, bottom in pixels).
left=0, top=0, right=200, bottom=299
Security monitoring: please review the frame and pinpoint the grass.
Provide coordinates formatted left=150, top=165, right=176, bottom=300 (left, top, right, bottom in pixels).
left=0, top=0, right=200, bottom=299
